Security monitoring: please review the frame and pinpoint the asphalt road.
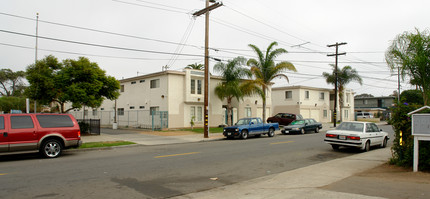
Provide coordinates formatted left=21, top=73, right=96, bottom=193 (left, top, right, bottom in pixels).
left=0, top=124, right=394, bottom=199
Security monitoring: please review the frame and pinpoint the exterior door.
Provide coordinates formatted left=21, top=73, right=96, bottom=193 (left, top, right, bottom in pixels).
left=0, top=116, right=7, bottom=152
left=8, top=115, right=38, bottom=152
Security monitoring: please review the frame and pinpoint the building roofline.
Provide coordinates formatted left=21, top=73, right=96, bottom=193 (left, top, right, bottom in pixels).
left=272, top=85, right=333, bottom=92
left=118, top=69, right=223, bottom=83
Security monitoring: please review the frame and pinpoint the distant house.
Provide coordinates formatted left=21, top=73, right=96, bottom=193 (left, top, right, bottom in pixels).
left=272, top=86, right=355, bottom=123
left=354, top=96, right=395, bottom=117
left=68, top=69, right=272, bottom=129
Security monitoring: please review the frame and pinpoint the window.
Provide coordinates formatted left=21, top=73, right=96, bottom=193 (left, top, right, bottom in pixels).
left=245, top=107, right=252, bottom=117
left=346, top=94, right=350, bottom=103
left=131, top=81, right=136, bottom=84
left=285, top=91, right=292, bottom=99
left=84, top=110, right=88, bottom=116
left=118, top=108, right=124, bottom=116
left=92, top=109, right=98, bottom=116
left=120, top=85, right=124, bottom=92
left=150, top=79, right=160, bottom=89
left=139, top=106, right=145, bottom=109
left=197, top=80, right=202, bottom=94
left=191, top=79, right=202, bottom=94
left=101, top=108, right=105, bottom=111
left=0, top=116, right=4, bottom=129
left=320, top=92, right=325, bottom=100
left=344, top=110, right=349, bottom=119
left=323, top=110, right=328, bottom=118
left=191, top=79, right=195, bottom=94
left=191, top=106, right=203, bottom=122
left=197, top=107, right=203, bottom=122
left=305, top=91, right=310, bottom=99
left=36, top=115, right=74, bottom=128
left=11, top=116, right=34, bottom=129
left=364, top=99, right=368, bottom=105
left=150, top=106, right=159, bottom=115
left=140, top=80, right=145, bottom=83
left=130, top=106, right=135, bottom=109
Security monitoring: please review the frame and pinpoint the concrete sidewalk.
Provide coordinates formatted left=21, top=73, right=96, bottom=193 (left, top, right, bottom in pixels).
left=173, top=148, right=391, bottom=199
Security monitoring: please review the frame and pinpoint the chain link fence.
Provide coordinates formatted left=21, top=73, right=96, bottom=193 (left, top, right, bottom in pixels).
left=70, top=110, right=168, bottom=130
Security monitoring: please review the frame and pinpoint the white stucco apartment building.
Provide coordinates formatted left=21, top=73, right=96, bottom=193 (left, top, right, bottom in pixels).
left=72, top=69, right=272, bottom=129
left=271, top=86, right=355, bottom=123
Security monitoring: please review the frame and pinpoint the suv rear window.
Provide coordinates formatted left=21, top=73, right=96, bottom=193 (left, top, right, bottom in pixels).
left=0, top=116, right=4, bottom=129
left=36, top=115, right=74, bottom=128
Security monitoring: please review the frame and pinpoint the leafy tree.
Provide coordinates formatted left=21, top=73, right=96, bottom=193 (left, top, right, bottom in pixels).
left=0, top=96, right=26, bottom=113
left=355, top=93, right=374, bottom=98
left=26, top=55, right=120, bottom=113
left=214, top=57, right=262, bottom=126
left=386, top=29, right=430, bottom=105
left=247, top=42, right=296, bottom=122
left=185, top=63, right=204, bottom=70
left=0, top=69, right=26, bottom=97
left=323, top=65, right=362, bottom=121
left=400, top=89, right=423, bottom=105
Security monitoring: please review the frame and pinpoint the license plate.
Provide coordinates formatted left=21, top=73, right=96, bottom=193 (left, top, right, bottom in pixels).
left=228, top=133, right=232, bottom=136
left=285, top=131, right=289, bottom=133
left=339, top=135, right=346, bottom=140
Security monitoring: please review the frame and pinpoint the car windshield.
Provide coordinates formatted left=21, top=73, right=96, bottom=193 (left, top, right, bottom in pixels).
left=274, top=113, right=283, bottom=117
left=236, top=118, right=250, bottom=125
left=336, top=122, right=364, bottom=132
left=290, top=120, right=304, bottom=125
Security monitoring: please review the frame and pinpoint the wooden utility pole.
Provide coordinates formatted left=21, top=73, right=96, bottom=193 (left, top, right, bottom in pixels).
left=193, top=0, right=222, bottom=138
left=327, top=42, right=347, bottom=127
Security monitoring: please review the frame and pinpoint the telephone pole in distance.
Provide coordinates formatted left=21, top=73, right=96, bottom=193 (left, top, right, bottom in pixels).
left=327, top=42, right=347, bottom=127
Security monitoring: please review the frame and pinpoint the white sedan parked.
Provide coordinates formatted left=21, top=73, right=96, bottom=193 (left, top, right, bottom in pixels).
left=324, top=121, right=389, bottom=152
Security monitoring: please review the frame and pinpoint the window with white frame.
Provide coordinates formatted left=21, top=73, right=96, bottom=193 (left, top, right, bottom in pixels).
left=346, top=94, right=350, bottom=103
left=117, top=108, right=124, bottom=116
left=320, top=92, right=325, bottom=100
left=344, top=110, right=349, bottom=119
left=191, top=79, right=202, bottom=94
left=149, top=106, right=159, bottom=115
left=323, top=110, right=328, bottom=118
left=245, top=107, right=252, bottom=117
left=305, top=91, right=310, bottom=99
left=285, top=91, right=292, bottom=99
left=150, top=79, right=160, bottom=89
left=190, top=106, right=203, bottom=122
left=92, top=109, right=97, bottom=116
left=120, top=85, right=124, bottom=92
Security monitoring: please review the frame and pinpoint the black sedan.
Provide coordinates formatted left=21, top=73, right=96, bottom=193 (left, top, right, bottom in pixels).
left=281, top=118, right=322, bottom=135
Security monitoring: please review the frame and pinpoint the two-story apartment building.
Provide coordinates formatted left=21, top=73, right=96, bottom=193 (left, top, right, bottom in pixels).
left=272, top=86, right=355, bottom=123
left=70, top=69, right=272, bottom=129
left=354, top=96, right=395, bottom=118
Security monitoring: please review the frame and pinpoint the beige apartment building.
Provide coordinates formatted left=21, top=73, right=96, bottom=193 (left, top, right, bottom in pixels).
left=71, top=69, right=272, bottom=129
left=272, top=86, right=355, bottom=123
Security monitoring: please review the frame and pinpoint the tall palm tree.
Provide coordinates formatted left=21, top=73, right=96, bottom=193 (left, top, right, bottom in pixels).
left=323, top=65, right=362, bottom=121
left=247, top=42, right=297, bottom=123
left=214, top=57, right=262, bottom=126
left=185, top=63, right=204, bottom=70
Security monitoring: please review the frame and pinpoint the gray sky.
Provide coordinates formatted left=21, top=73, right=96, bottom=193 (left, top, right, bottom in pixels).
left=1, top=0, right=427, bottom=97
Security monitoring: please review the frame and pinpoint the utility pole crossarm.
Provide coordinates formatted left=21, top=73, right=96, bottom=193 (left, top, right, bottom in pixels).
left=192, top=2, right=223, bottom=16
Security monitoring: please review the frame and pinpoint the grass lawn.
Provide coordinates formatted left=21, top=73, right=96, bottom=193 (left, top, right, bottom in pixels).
left=79, top=141, right=136, bottom=149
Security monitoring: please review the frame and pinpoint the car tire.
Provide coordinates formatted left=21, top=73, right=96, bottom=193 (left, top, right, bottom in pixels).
left=331, top=144, right=339, bottom=150
left=362, top=141, right=370, bottom=152
left=300, top=128, right=305, bottom=135
left=40, top=139, right=63, bottom=158
left=315, top=128, right=319, bottom=133
left=268, top=128, right=275, bottom=137
left=381, top=137, right=388, bottom=148
left=241, top=130, right=248, bottom=140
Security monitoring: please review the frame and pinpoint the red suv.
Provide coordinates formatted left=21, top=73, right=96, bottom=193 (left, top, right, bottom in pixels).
left=0, top=113, right=82, bottom=158
left=267, top=113, right=303, bottom=126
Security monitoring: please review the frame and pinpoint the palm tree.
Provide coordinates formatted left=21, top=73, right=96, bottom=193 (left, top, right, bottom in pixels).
left=214, top=57, right=262, bottom=126
left=247, top=42, right=297, bottom=123
left=323, top=65, right=362, bottom=121
left=185, top=63, right=204, bottom=70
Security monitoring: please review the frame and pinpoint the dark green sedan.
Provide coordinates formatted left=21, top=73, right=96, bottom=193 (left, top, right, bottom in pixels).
left=281, top=119, right=322, bottom=135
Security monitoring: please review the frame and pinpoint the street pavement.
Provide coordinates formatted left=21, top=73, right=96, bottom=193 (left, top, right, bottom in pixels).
left=78, top=123, right=423, bottom=199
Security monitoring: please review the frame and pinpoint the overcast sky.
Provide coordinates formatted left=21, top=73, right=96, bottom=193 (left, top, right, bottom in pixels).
left=1, top=0, right=428, bottom=97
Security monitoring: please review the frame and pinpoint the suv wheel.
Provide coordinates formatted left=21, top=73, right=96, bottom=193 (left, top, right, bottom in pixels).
left=300, top=128, right=305, bottom=135
left=41, top=139, right=63, bottom=158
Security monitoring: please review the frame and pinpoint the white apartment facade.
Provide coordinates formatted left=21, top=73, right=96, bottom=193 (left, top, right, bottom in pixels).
left=272, top=86, right=355, bottom=123
left=72, top=69, right=272, bottom=129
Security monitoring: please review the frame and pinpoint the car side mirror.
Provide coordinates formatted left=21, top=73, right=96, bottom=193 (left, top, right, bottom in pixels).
left=250, top=122, right=254, bottom=125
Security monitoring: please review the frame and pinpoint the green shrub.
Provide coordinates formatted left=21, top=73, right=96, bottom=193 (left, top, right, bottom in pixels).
left=78, top=121, right=90, bottom=134
left=389, top=103, right=430, bottom=171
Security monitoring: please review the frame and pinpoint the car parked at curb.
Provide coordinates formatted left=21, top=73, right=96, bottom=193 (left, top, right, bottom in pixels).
left=281, top=118, right=322, bottom=134
left=324, top=121, right=389, bottom=152
left=223, top=117, right=279, bottom=139
left=267, top=113, right=303, bottom=126
left=0, top=113, right=82, bottom=158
